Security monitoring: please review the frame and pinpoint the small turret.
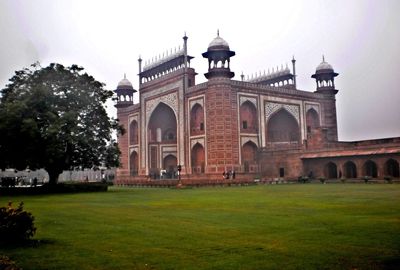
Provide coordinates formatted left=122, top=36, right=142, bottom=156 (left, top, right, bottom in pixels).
left=202, top=31, right=235, bottom=79
left=114, top=74, right=136, bottom=108
left=311, top=56, right=339, bottom=95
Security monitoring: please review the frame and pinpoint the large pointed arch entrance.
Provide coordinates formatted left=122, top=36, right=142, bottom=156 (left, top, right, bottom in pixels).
left=147, top=102, right=177, bottom=176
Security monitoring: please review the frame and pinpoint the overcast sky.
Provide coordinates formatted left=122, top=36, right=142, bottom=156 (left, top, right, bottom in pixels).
left=1, top=0, right=399, bottom=141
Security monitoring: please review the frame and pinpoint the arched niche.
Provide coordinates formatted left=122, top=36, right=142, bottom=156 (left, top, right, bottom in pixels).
left=190, top=103, right=204, bottom=136
left=344, top=161, right=357, bottom=179
left=240, top=101, right=258, bottom=133
left=385, top=159, right=399, bottom=178
left=242, top=141, right=258, bottom=172
left=163, top=154, right=177, bottom=175
left=267, top=108, right=300, bottom=143
left=130, top=151, right=138, bottom=176
left=324, top=162, right=338, bottom=179
left=363, top=160, right=377, bottom=178
left=191, top=143, right=205, bottom=173
left=306, top=108, right=320, bottom=133
left=129, top=120, right=138, bottom=145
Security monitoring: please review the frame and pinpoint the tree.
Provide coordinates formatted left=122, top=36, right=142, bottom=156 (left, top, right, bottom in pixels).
left=0, top=63, right=122, bottom=184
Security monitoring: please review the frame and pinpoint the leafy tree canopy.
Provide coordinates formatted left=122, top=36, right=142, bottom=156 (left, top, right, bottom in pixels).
left=0, top=63, right=122, bottom=184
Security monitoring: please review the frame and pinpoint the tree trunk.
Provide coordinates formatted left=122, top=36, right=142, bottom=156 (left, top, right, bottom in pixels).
left=47, top=169, right=61, bottom=185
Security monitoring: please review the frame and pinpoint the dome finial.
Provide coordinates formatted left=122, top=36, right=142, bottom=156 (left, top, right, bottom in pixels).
left=124, top=73, right=126, bottom=79
left=322, top=55, right=325, bottom=62
left=217, top=29, right=220, bottom=37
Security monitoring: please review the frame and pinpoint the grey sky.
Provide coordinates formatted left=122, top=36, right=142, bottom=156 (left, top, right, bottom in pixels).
left=1, top=0, right=399, bottom=141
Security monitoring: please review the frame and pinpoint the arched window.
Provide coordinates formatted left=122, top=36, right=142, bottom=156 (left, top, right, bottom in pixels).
left=130, top=151, right=138, bottom=176
left=306, top=108, right=320, bottom=133
left=344, top=161, right=357, bottom=178
left=385, top=159, right=399, bottom=178
left=363, top=160, right=377, bottom=178
left=129, top=120, right=138, bottom=145
left=267, top=109, right=300, bottom=143
left=191, top=143, right=205, bottom=173
left=240, top=101, right=258, bottom=133
left=190, top=104, right=204, bottom=135
left=324, top=162, right=337, bottom=179
left=242, top=141, right=258, bottom=172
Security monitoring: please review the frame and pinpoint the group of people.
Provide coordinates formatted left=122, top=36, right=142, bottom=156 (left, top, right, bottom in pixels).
left=222, top=170, right=236, bottom=180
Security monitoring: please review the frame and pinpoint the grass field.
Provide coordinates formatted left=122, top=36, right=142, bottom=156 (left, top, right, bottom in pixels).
left=1, top=184, right=399, bottom=270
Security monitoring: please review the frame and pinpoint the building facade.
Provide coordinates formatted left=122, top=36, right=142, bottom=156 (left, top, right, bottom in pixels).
left=114, top=34, right=400, bottom=184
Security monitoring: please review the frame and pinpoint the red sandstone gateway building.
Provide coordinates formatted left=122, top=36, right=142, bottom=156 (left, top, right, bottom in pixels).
left=114, top=34, right=400, bottom=184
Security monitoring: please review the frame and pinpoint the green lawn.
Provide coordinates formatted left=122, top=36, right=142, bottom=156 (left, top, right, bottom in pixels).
left=1, top=184, right=399, bottom=270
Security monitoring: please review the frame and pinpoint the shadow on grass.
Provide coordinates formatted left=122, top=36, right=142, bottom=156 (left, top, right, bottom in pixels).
left=382, top=258, right=400, bottom=270
left=0, top=238, right=56, bottom=250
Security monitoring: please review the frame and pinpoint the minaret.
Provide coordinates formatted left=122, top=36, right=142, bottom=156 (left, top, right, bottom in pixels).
left=183, top=32, right=188, bottom=91
left=201, top=31, right=235, bottom=79
left=138, top=56, right=142, bottom=86
left=291, top=56, right=297, bottom=89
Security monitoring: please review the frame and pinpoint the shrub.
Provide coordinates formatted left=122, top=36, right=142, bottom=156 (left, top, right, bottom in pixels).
left=363, top=176, right=371, bottom=183
left=298, top=176, right=309, bottom=183
left=0, top=202, right=36, bottom=243
left=0, top=255, right=21, bottom=270
left=384, top=176, right=393, bottom=184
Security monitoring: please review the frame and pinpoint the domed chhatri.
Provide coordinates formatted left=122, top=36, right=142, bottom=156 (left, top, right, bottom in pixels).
left=311, top=56, right=339, bottom=94
left=117, top=74, right=134, bottom=89
left=208, top=30, right=230, bottom=50
left=114, top=74, right=136, bottom=108
left=315, top=56, right=334, bottom=72
left=202, top=31, right=236, bottom=79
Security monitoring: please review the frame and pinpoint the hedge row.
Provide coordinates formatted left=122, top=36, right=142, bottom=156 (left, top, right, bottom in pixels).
left=0, top=182, right=108, bottom=196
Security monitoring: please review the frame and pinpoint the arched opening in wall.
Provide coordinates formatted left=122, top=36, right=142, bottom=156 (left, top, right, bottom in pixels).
left=191, top=143, right=205, bottom=173
left=190, top=104, right=204, bottom=136
left=363, top=160, right=377, bottom=178
left=148, top=103, right=177, bottom=144
left=130, top=151, right=138, bottom=176
left=163, top=154, right=177, bottom=178
left=240, top=101, right=258, bottom=133
left=324, top=162, right=337, bottom=179
left=306, top=108, right=320, bottom=133
left=129, top=120, right=138, bottom=145
left=267, top=108, right=300, bottom=144
left=344, top=161, right=357, bottom=179
left=385, top=159, right=399, bottom=178
left=242, top=141, right=258, bottom=173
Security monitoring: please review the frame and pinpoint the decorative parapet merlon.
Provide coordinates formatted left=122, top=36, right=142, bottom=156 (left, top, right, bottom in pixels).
left=140, top=46, right=194, bottom=84
left=245, top=63, right=295, bottom=88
